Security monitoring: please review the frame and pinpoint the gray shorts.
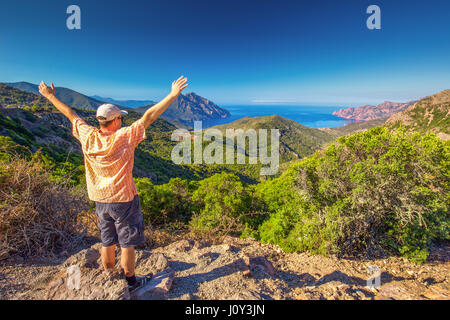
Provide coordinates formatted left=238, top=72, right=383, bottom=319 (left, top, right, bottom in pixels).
left=95, top=194, right=145, bottom=248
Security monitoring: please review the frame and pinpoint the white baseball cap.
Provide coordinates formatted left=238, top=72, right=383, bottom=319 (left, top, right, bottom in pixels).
left=96, top=104, right=128, bottom=122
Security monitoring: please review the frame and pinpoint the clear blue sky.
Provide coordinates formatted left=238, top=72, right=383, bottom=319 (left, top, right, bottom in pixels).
left=0, top=0, right=449, bottom=106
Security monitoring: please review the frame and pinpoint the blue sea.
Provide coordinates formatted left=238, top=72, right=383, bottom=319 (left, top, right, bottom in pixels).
left=197, top=105, right=356, bottom=129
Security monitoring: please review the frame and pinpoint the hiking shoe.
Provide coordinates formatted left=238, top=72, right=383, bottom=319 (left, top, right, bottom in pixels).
left=128, top=273, right=153, bottom=295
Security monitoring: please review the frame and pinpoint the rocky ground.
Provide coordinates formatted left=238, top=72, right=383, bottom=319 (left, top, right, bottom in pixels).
left=0, top=236, right=448, bottom=300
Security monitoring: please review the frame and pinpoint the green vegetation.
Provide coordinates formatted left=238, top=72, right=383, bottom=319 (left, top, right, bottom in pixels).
left=321, top=118, right=388, bottom=138
left=127, top=110, right=267, bottom=183
left=0, top=83, right=333, bottom=184
left=0, top=112, right=37, bottom=146
left=1, top=85, right=448, bottom=262
left=136, top=177, right=196, bottom=226
left=189, top=172, right=253, bottom=235
left=0, top=92, right=261, bottom=185
left=253, top=127, right=449, bottom=262
left=0, top=83, right=54, bottom=111
left=386, top=89, right=450, bottom=136
left=133, top=127, right=449, bottom=263
left=212, top=115, right=335, bottom=162
left=5, top=82, right=103, bottom=110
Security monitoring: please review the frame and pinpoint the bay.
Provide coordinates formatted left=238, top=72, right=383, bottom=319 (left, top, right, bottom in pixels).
left=197, top=105, right=357, bottom=129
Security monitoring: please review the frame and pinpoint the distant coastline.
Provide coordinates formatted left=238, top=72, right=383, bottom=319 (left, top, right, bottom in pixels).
left=197, top=104, right=357, bottom=129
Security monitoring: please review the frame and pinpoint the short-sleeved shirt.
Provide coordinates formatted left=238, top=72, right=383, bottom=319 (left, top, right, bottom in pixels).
left=72, top=116, right=147, bottom=203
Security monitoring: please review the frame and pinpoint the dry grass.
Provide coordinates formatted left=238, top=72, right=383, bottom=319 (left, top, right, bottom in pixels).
left=0, top=150, right=92, bottom=260
left=146, top=210, right=267, bottom=250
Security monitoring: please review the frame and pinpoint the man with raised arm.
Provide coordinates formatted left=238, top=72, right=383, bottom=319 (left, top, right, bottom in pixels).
left=38, top=76, right=189, bottom=294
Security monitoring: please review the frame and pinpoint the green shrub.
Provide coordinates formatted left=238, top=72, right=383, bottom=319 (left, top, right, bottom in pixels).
left=256, top=127, right=449, bottom=262
left=189, top=172, right=251, bottom=236
left=136, top=177, right=194, bottom=226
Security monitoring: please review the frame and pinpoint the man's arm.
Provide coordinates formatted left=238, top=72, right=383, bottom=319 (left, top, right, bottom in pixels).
left=38, top=81, right=79, bottom=123
left=141, top=76, right=189, bottom=129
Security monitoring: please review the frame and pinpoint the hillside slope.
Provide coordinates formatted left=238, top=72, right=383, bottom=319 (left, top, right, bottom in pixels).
left=5, top=82, right=109, bottom=110
left=333, top=100, right=415, bottom=121
left=91, top=95, right=156, bottom=108
left=0, top=85, right=264, bottom=183
left=319, top=118, right=388, bottom=137
left=211, top=115, right=335, bottom=162
left=385, top=89, right=450, bottom=140
left=0, top=83, right=52, bottom=109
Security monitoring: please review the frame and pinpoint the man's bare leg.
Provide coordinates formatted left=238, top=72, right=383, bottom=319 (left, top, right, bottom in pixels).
left=121, top=247, right=136, bottom=277
left=101, top=245, right=116, bottom=270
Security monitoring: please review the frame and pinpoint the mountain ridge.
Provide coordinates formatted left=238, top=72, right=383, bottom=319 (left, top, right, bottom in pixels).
left=0, top=84, right=259, bottom=183
left=5, top=82, right=105, bottom=110
left=164, top=91, right=231, bottom=126
left=91, top=95, right=156, bottom=108
left=333, top=100, right=416, bottom=121
left=5, top=81, right=231, bottom=128
left=385, top=89, right=450, bottom=140
left=211, top=114, right=335, bottom=162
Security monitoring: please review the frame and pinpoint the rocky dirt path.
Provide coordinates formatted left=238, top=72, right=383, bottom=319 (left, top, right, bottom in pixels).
left=0, top=236, right=448, bottom=300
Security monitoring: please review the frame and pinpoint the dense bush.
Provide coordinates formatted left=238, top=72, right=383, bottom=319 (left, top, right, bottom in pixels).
left=188, top=172, right=254, bottom=236
left=255, top=127, right=449, bottom=262
left=136, top=177, right=195, bottom=226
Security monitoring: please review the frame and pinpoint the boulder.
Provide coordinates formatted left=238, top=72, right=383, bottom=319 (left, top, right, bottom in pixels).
left=231, top=290, right=261, bottom=300
left=241, top=254, right=276, bottom=277
left=132, top=267, right=175, bottom=300
left=62, top=247, right=100, bottom=269
left=421, top=284, right=450, bottom=300
left=375, top=282, right=415, bottom=300
left=135, top=251, right=169, bottom=275
left=193, top=240, right=209, bottom=250
left=165, top=240, right=194, bottom=254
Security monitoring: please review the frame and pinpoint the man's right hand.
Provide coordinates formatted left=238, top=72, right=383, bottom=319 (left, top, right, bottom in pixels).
left=39, top=81, right=56, bottom=99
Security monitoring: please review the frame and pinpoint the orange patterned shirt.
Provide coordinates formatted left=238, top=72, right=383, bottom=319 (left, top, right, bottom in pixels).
left=72, top=116, right=147, bottom=203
